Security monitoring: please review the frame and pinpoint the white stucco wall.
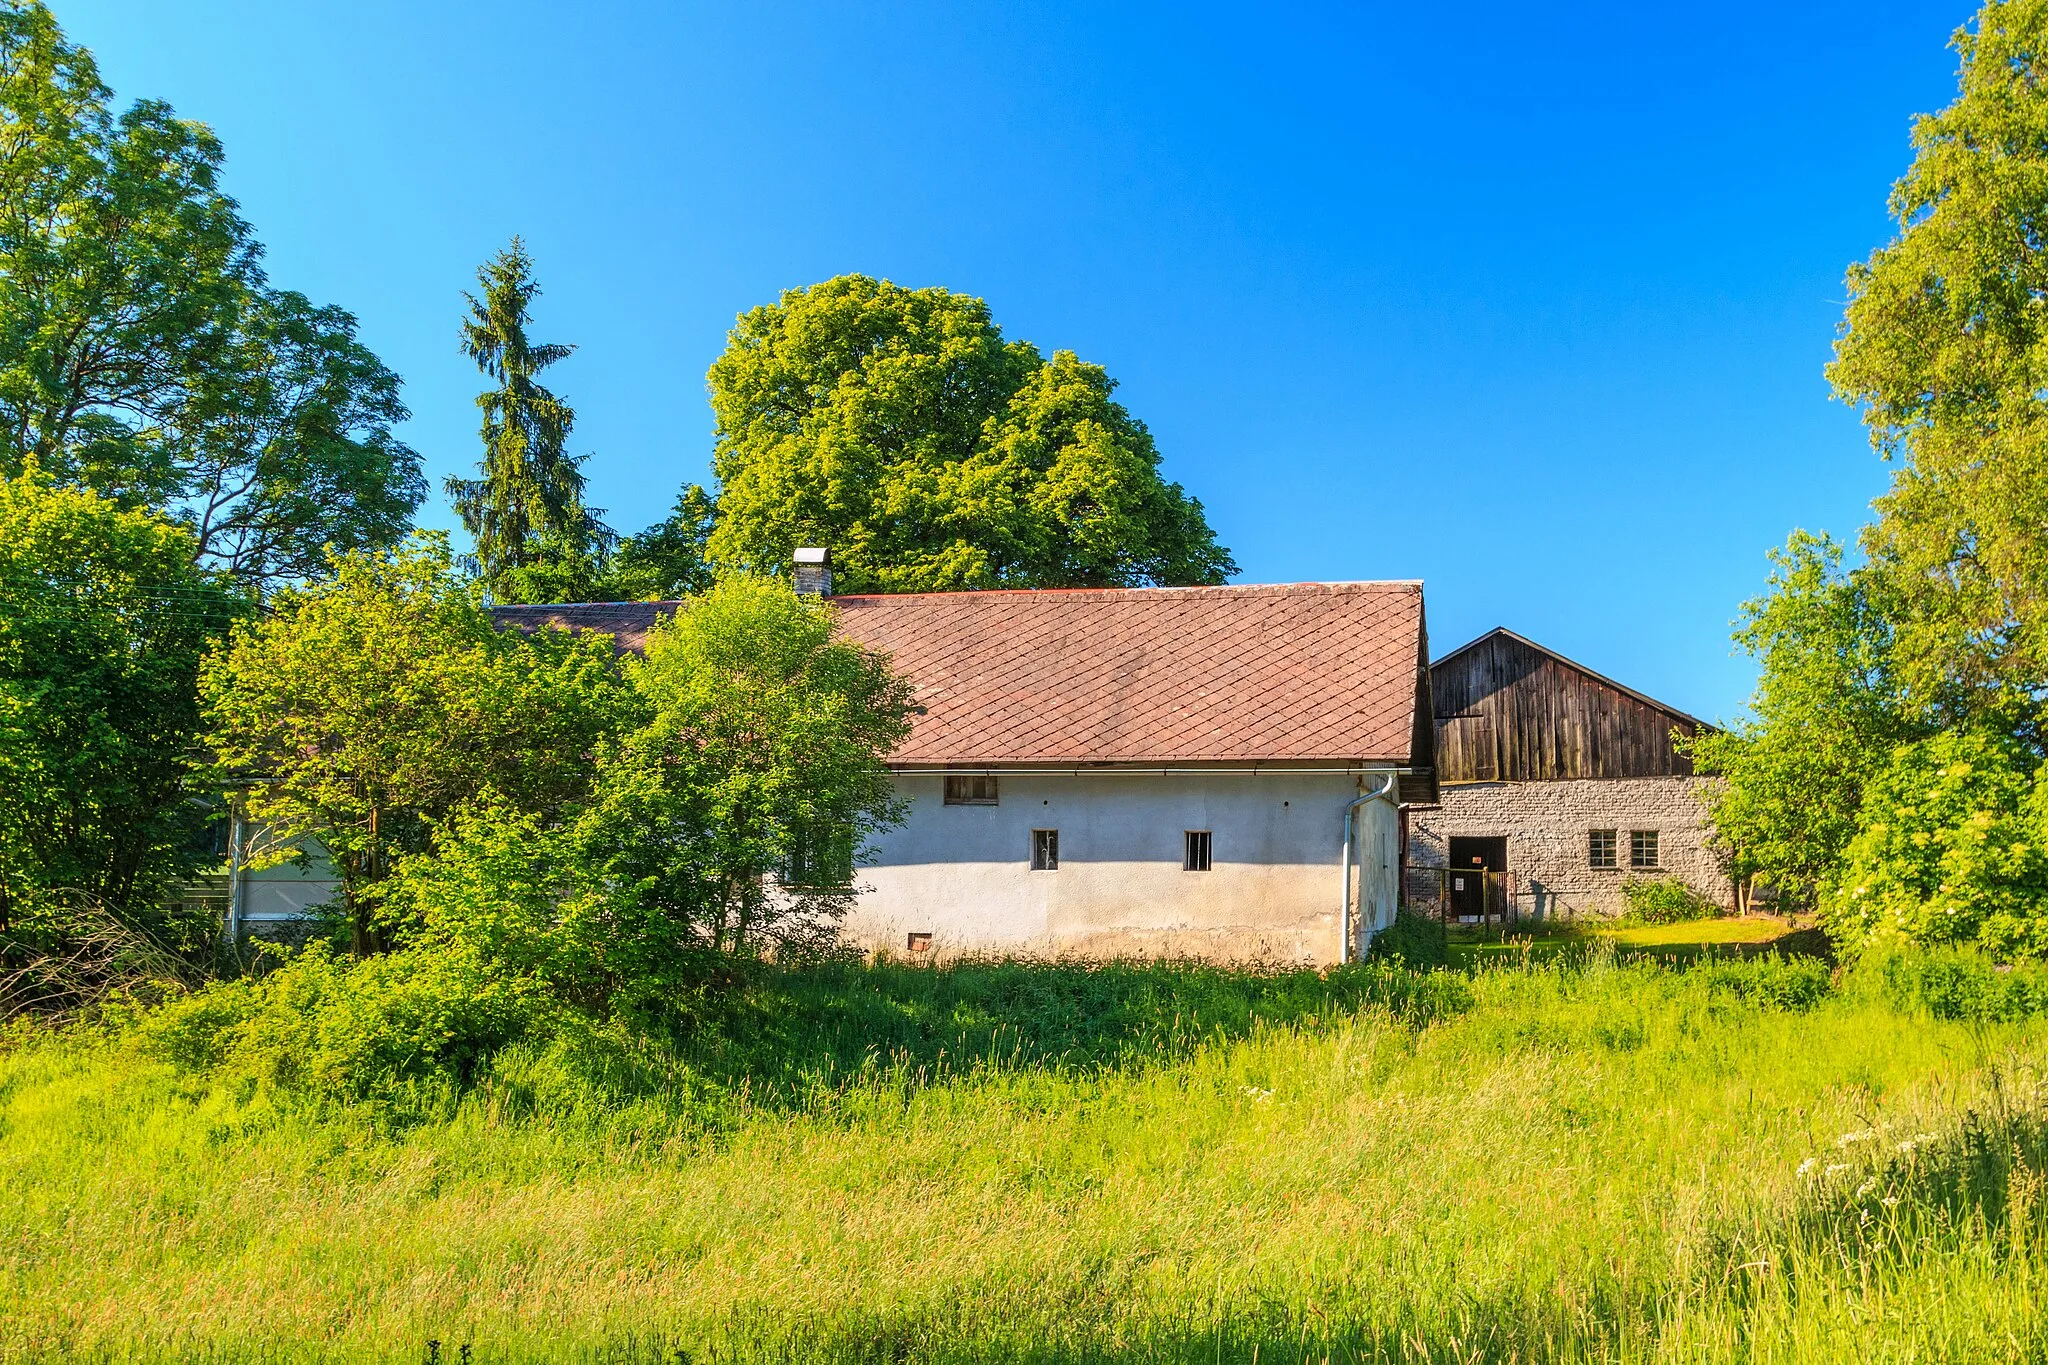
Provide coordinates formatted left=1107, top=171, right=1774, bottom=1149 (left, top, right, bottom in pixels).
left=843, top=769, right=1400, bottom=965
left=1406, top=776, right=1726, bottom=920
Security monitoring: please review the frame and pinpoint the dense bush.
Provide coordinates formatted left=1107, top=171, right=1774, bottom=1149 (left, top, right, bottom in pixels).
left=1620, top=877, right=1721, bottom=924
left=1825, top=730, right=2048, bottom=960
left=0, top=470, right=247, bottom=952
left=1697, top=954, right=1834, bottom=1011
left=139, top=939, right=555, bottom=1104
left=133, top=952, right=1475, bottom=1114
left=1875, top=945, right=2048, bottom=1022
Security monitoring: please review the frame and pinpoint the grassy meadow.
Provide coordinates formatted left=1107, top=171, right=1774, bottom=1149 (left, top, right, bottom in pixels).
left=1, top=949, right=2044, bottom=1364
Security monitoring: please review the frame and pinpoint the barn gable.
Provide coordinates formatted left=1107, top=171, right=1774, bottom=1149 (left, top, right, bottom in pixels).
left=1430, top=628, right=1709, bottom=783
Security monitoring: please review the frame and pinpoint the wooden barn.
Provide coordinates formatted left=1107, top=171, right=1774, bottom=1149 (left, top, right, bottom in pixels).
left=1406, top=628, right=1724, bottom=922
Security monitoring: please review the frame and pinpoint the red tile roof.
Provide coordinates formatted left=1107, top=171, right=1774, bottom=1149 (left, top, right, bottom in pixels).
left=496, top=580, right=1427, bottom=766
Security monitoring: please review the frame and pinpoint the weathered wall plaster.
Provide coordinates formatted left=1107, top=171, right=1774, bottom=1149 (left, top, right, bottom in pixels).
left=845, top=769, right=1401, bottom=965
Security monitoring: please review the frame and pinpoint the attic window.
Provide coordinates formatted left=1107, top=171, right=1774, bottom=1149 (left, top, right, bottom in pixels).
left=1630, top=830, right=1660, bottom=869
left=1031, top=829, right=1059, bottom=871
left=1589, top=829, right=1617, bottom=869
left=944, top=774, right=999, bottom=805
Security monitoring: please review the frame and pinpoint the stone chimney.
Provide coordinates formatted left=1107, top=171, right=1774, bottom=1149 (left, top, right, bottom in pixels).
left=793, top=546, right=833, bottom=597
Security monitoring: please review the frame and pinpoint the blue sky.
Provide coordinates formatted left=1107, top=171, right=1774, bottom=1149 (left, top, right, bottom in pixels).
left=66, top=1, right=1968, bottom=720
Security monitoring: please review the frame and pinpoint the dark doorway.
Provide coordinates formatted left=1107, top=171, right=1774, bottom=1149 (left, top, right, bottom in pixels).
left=1447, top=836, right=1508, bottom=921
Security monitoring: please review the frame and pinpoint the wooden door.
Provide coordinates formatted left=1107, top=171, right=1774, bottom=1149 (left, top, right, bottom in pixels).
left=1446, top=836, right=1508, bottom=922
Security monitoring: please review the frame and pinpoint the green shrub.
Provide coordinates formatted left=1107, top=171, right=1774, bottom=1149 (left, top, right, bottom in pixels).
left=1370, top=908, right=1449, bottom=969
left=1697, top=954, right=1834, bottom=1011
left=1826, top=730, right=2048, bottom=960
left=1620, top=877, right=1721, bottom=924
left=1876, top=946, right=2048, bottom=1022
left=139, top=940, right=555, bottom=1106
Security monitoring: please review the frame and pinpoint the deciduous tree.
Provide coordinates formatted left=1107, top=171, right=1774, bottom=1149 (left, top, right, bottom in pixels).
left=608, top=483, right=717, bottom=601
left=0, top=1, right=423, bottom=591
left=0, top=466, right=244, bottom=947
left=1688, top=534, right=1927, bottom=901
left=579, top=576, right=914, bottom=961
left=706, top=275, right=1235, bottom=593
left=1830, top=0, right=2048, bottom=714
left=199, top=536, right=632, bottom=954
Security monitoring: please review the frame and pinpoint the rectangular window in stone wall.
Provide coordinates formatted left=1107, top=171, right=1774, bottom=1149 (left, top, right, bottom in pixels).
left=1630, top=830, right=1660, bottom=869
left=1589, top=829, right=1617, bottom=869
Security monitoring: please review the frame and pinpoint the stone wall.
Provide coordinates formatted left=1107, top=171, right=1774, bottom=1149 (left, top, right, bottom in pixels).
left=1407, top=777, right=1727, bottom=920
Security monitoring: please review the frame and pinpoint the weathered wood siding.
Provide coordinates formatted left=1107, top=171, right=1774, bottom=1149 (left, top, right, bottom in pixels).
left=1432, top=632, right=1704, bottom=782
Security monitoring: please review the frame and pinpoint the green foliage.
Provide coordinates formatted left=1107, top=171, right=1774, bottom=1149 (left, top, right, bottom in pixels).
left=706, top=274, right=1236, bottom=592
left=1696, top=953, right=1835, bottom=1011
left=0, top=1, right=422, bottom=590
left=140, top=939, right=554, bottom=1105
left=1828, top=0, right=2048, bottom=712
left=1824, top=729, right=2048, bottom=959
left=1369, top=907, right=1449, bottom=968
left=445, top=238, right=615, bottom=604
left=0, top=467, right=245, bottom=942
left=9, top=955, right=2043, bottom=1361
left=608, top=482, right=718, bottom=600
left=198, top=536, right=632, bottom=951
left=1687, top=534, right=1924, bottom=898
left=1877, top=943, right=2048, bottom=1020
left=580, top=575, right=917, bottom=957
left=1620, top=876, right=1722, bottom=925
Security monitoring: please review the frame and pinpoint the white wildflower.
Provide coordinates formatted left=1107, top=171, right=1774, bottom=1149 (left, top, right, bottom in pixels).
left=1796, top=1158, right=1819, bottom=1178
left=1837, top=1130, right=1876, bottom=1148
left=1856, top=1178, right=1878, bottom=1198
left=1825, top=1164, right=1851, bottom=1177
left=1881, top=1196, right=1900, bottom=1208
left=1239, top=1086, right=1273, bottom=1103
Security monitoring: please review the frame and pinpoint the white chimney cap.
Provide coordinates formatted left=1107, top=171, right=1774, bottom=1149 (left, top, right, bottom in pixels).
left=793, top=546, right=830, bottom=565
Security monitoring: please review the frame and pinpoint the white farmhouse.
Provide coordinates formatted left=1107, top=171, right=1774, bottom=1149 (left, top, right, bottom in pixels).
left=501, top=562, right=1438, bottom=966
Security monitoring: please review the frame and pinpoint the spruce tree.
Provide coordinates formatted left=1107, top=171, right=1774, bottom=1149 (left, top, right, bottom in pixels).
left=445, top=238, right=613, bottom=602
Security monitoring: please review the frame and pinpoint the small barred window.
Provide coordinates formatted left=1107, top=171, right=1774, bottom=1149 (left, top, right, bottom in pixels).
left=1031, top=829, right=1059, bottom=871
left=1589, top=829, right=1617, bottom=869
left=1630, top=830, right=1660, bottom=869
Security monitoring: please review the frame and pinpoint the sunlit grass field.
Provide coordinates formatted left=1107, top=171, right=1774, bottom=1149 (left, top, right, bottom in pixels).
left=1448, top=916, right=1809, bottom=966
left=0, top=951, right=2043, bottom=1364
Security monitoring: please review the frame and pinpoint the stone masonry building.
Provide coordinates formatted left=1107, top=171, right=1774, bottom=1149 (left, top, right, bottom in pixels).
left=1406, top=628, right=1726, bottom=922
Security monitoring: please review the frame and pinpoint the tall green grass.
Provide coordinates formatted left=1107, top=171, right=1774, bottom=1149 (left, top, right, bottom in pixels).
left=0, top=952, right=2041, bottom=1363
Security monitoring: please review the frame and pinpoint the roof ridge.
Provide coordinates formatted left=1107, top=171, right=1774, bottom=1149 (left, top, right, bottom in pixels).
left=831, top=579, right=1421, bottom=603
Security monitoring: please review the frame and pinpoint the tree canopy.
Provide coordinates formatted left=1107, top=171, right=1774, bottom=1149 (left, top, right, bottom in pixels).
left=1829, top=0, right=2048, bottom=714
left=0, top=0, right=423, bottom=591
left=1686, top=534, right=1927, bottom=899
left=446, top=239, right=614, bottom=604
left=1698, top=0, right=2048, bottom=955
left=199, top=537, right=632, bottom=953
left=705, top=275, right=1236, bottom=593
left=0, top=466, right=244, bottom=942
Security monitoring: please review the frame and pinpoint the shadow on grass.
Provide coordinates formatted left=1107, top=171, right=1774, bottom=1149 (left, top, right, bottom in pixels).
left=665, top=956, right=1472, bottom=1099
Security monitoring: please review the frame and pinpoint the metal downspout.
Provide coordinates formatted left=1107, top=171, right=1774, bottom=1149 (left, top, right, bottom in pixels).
left=1339, top=770, right=1401, bottom=964
left=224, top=795, right=246, bottom=948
